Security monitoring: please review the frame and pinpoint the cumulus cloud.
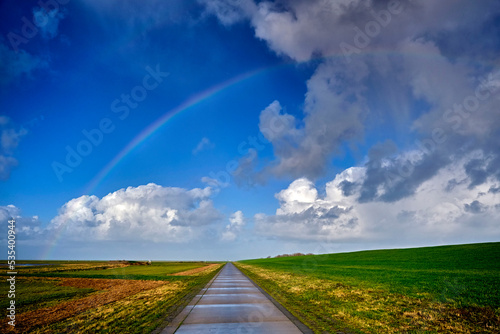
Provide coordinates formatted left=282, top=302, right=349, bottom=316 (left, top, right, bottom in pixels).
left=201, top=0, right=500, bottom=250
left=0, top=205, right=43, bottom=238
left=0, top=116, right=27, bottom=180
left=47, top=183, right=223, bottom=242
left=255, top=176, right=362, bottom=241
left=256, top=155, right=500, bottom=243
left=239, top=0, right=498, bottom=63
left=193, top=137, right=215, bottom=155
left=254, top=59, right=368, bottom=180
left=202, top=0, right=500, bottom=201
left=221, top=210, right=246, bottom=241
left=356, top=41, right=500, bottom=203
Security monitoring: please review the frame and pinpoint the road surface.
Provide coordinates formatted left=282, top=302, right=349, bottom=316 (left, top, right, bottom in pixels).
left=163, top=262, right=309, bottom=333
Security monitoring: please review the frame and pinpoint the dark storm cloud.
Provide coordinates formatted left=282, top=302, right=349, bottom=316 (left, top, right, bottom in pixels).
left=357, top=140, right=450, bottom=203
left=202, top=0, right=500, bottom=204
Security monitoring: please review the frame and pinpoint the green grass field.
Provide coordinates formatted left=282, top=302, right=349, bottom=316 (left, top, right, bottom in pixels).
left=236, top=242, right=500, bottom=333
left=17, top=261, right=213, bottom=280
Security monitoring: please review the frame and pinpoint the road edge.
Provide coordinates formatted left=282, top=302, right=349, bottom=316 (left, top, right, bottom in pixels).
left=158, top=263, right=226, bottom=334
left=234, top=262, right=314, bottom=334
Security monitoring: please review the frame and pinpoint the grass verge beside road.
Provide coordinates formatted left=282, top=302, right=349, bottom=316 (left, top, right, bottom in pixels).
left=236, top=242, right=500, bottom=333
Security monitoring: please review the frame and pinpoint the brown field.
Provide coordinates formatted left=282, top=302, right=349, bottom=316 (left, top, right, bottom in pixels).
left=2, top=277, right=166, bottom=333
left=33, top=281, right=190, bottom=334
left=1, top=262, right=223, bottom=333
left=169, top=263, right=220, bottom=276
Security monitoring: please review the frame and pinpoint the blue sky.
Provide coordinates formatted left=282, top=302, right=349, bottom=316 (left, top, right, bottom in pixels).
left=1, top=0, right=500, bottom=261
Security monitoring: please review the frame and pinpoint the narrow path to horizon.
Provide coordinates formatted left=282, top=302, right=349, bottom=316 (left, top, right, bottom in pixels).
left=164, top=262, right=308, bottom=333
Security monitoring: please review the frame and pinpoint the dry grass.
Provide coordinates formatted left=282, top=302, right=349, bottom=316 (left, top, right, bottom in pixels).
left=170, top=263, right=221, bottom=276
left=2, top=277, right=165, bottom=333
left=236, top=263, right=500, bottom=333
left=32, top=281, right=188, bottom=334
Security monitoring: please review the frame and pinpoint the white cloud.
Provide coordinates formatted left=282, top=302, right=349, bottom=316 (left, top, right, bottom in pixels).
left=275, top=178, right=318, bottom=215
left=256, top=153, right=500, bottom=243
left=193, top=137, right=215, bottom=155
left=47, top=183, right=223, bottom=242
left=221, top=210, right=246, bottom=241
left=249, top=0, right=353, bottom=62
left=255, top=173, right=362, bottom=242
left=200, top=1, right=500, bottom=250
left=254, top=59, right=368, bottom=179
left=203, top=0, right=500, bottom=190
left=0, top=205, right=43, bottom=237
left=0, top=205, right=19, bottom=221
left=235, top=0, right=497, bottom=64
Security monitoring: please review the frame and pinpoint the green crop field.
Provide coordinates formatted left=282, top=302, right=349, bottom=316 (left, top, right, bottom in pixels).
left=236, top=242, right=500, bottom=333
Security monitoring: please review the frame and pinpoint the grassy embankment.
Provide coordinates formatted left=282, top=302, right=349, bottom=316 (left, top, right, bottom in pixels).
left=236, top=242, right=500, bottom=333
left=0, top=261, right=223, bottom=333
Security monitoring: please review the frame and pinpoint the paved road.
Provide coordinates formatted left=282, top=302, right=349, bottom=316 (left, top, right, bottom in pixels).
left=163, top=263, right=306, bottom=333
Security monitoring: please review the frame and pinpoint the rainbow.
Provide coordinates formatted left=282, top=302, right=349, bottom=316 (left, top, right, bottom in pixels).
left=82, top=50, right=445, bottom=196
left=41, top=64, right=279, bottom=259
left=43, top=48, right=464, bottom=259
left=82, top=65, right=275, bottom=195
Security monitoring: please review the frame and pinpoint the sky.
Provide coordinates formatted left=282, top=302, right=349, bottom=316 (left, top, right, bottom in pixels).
left=1, top=0, right=499, bottom=261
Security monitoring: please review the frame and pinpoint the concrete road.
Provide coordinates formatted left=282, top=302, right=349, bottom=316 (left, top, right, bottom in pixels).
left=163, top=263, right=309, bottom=334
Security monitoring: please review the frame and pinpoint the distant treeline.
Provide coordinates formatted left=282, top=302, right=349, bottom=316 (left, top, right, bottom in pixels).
left=268, top=253, right=314, bottom=258
left=109, top=260, right=151, bottom=265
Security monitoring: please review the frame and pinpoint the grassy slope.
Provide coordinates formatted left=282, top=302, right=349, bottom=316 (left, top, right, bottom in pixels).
left=236, top=242, right=500, bottom=333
